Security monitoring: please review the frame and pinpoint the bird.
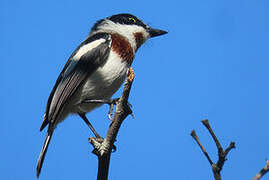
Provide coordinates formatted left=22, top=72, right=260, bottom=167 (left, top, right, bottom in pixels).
left=36, top=13, right=167, bottom=178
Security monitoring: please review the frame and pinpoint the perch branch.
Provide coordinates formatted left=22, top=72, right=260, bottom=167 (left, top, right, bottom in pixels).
left=191, top=119, right=235, bottom=180
left=89, top=68, right=134, bottom=180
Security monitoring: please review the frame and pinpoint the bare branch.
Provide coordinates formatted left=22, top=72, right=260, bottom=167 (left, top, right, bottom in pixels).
left=190, top=130, right=213, bottom=165
left=252, top=160, right=269, bottom=180
left=191, top=119, right=235, bottom=180
left=89, top=68, right=134, bottom=180
left=201, top=119, right=223, bottom=154
left=224, top=142, right=236, bottom=157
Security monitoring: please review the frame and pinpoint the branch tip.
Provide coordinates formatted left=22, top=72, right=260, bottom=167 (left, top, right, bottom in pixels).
left=190, top=130, right=196, bottom=137
left=192, top=119, right=235, bottom=180
left=201, top=119, right=209, bottom=125
left=252, top=159, right=269, bottom=180
left=127, top=67, right=135, bottom=82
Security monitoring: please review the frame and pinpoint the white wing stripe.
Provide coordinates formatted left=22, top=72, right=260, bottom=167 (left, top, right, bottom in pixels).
left=73, top=39, right=106, bottom=61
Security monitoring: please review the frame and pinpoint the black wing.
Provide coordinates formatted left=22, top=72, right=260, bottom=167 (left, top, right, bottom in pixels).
left=40, top=33, right=111, bottom=131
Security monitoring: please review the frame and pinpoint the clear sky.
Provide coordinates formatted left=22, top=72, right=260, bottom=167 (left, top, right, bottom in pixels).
left=1, top=0, right=269, bottom=179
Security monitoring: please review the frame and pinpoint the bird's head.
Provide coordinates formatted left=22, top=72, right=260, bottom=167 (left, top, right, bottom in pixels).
left=90, top=13, right=167, bottom=50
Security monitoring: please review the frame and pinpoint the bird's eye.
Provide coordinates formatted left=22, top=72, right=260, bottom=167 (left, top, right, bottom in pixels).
left=128, top=17, right=136, bottom=24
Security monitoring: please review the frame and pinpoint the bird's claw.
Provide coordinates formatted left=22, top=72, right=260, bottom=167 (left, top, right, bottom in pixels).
left=89, top=137, right=117, bottom=153
left=107, top=98, right=119, bottom=120
left=108, top=99, right=134, bottom=120
left=82, top=98, right=133, bottom=120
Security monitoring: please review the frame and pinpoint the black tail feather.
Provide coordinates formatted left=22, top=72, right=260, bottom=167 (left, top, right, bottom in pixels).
left=36, top=131, right=53, bottom=178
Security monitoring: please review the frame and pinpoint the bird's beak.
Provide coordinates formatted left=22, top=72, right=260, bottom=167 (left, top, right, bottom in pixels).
left=148, top=28, right=168, bottom=38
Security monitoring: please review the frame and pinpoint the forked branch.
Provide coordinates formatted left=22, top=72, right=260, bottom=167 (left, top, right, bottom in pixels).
left=191, top=119, right=235, bottom=180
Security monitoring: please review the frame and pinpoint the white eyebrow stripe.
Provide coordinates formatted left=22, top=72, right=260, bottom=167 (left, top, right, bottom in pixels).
left=73, top=38, right=106, bottom=61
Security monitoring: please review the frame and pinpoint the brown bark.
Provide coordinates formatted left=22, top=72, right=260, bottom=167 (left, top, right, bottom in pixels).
left=89, top=68, right=134, bottom=180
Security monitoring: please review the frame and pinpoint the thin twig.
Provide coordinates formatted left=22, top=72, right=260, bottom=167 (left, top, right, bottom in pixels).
left=190, top=130, right=213, bottom=165
left=224, top=142, right=236, bottom=157
left=191, top=119, right=235, bottom=180
left=201, top=119, right=223, bottom=154
left=252, top=160, right=269, bottom=180
left=89, top=68, right=134, bottom=180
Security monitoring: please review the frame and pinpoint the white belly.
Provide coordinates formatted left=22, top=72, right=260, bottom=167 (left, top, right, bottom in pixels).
left=76, top=51, right=129, bottom=113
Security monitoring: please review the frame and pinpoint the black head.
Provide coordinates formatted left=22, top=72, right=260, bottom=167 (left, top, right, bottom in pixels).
left=108, top=13, right=147, bottom=28
left=91, top=13, right=167, bottom=38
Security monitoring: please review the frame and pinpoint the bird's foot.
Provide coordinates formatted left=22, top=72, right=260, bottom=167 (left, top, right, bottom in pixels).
left=82, top=98, right=119, bottom=120
left=89, top=137, right=117, bottom=153
left=107, top=98, right=119, bottom=120
left=107, top=99, right=134, bottom=120
left=82, top=98, right=134, bottom=120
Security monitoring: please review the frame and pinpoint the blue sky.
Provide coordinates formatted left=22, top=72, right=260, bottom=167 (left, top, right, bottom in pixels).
left=1, top=0, right=269, bottom=179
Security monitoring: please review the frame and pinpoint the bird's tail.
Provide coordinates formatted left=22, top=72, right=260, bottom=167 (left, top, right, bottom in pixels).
left=36, top=130, right=53, bottom=178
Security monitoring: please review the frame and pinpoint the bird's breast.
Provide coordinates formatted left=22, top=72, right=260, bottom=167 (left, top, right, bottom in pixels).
left=76, top=51, right=129, bottom=113
left=110, top=33, right=135, bottom=66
